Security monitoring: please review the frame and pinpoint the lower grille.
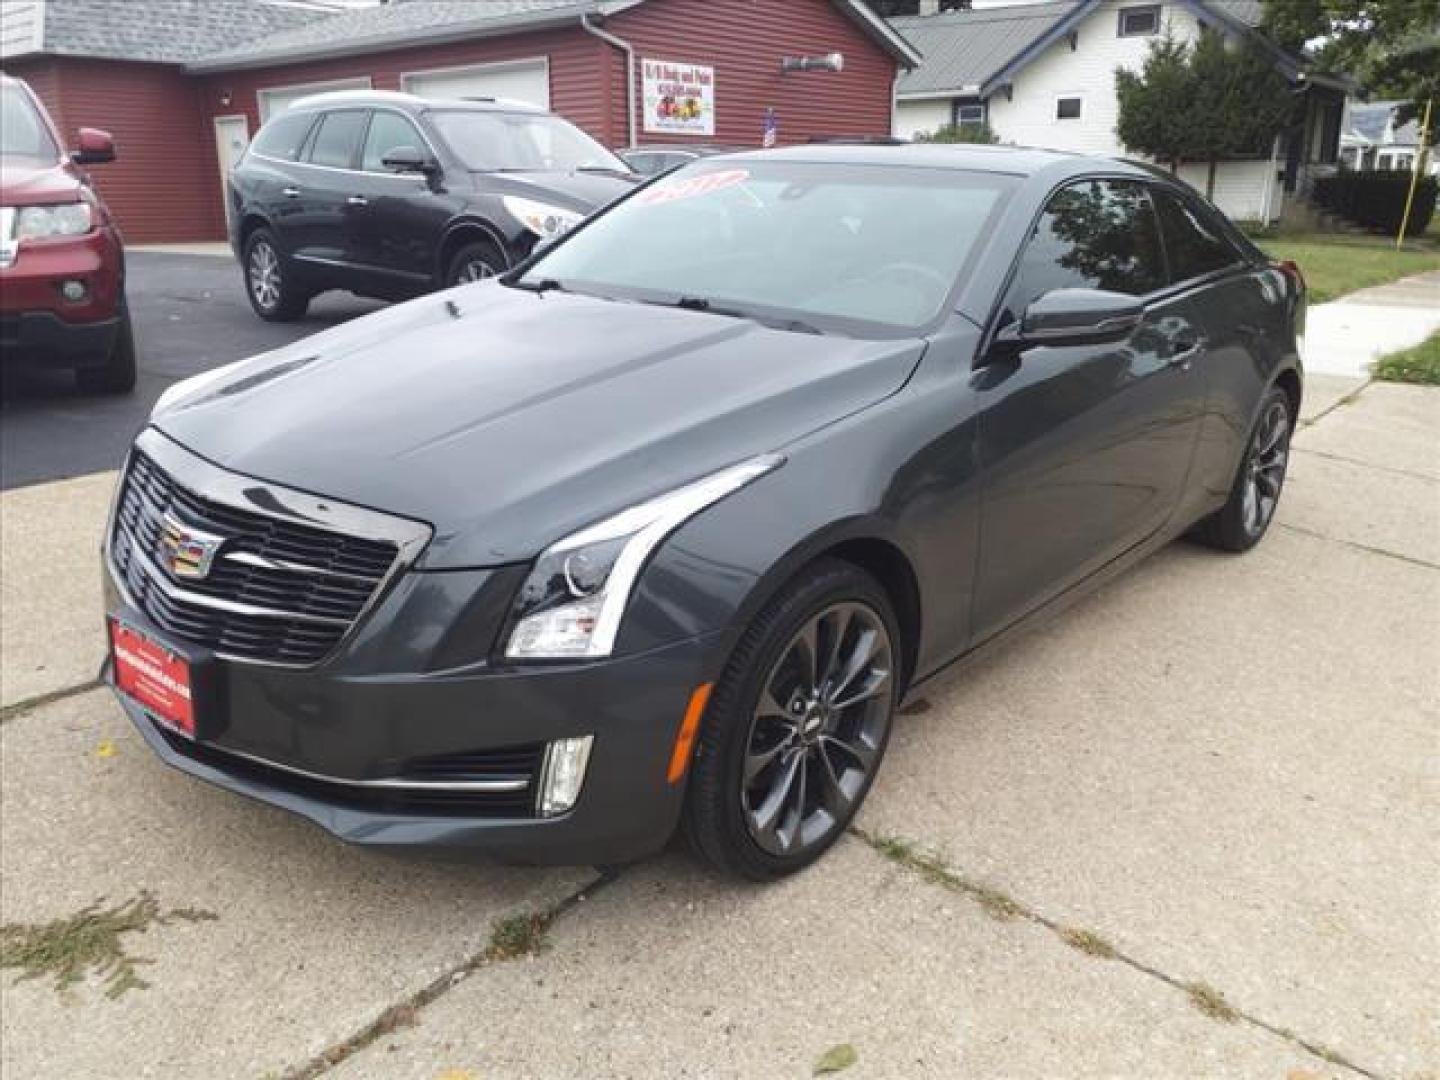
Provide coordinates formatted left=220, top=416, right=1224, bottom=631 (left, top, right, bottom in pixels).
left=108, top=430, right=430, bottom=666
left=153, top=724, right=543, bottom=818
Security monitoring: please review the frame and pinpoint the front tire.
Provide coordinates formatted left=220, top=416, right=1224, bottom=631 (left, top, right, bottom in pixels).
left=1194, top=385, right=1293, bottom=552
left=243, top=228, right=308, bottom=322
left=445, top=239, right=507, bottom=287
left=76, top=298, right=136, bottom=395
left=685, top=560, right=900, bottom=881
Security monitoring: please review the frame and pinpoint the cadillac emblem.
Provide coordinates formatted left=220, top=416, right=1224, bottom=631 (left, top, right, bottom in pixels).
left=158, top=513, right=224, bottom=581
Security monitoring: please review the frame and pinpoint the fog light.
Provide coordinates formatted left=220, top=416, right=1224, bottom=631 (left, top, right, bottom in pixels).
left=60, top=279, right=88, bottom=302
left=537, top=735, right=593, bottom=817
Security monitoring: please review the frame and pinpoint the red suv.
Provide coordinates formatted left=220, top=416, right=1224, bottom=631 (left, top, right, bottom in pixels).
left=1, top=73, right=134, bottom=393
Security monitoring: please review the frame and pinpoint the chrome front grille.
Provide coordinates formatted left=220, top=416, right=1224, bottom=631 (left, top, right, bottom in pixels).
left=108, top=430, right=431, bottom=666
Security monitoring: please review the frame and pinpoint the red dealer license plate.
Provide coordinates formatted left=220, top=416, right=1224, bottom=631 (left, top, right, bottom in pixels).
left=110, top=620, right=195, bottom=736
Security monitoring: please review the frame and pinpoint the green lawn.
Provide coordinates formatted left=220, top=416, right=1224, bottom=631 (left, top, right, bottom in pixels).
left=1372, top=331, right=1440, bottom=386
left=1256, top=234, right=1440, bottom=304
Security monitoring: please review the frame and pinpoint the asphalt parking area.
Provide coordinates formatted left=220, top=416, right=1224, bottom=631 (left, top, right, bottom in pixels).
left=0, top=252, right=381, bottom=491
left=1, top=375, right=1435, bottom=1078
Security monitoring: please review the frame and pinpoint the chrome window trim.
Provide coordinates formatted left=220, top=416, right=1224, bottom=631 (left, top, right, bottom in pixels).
left=105, top=427, right=433, bottom=669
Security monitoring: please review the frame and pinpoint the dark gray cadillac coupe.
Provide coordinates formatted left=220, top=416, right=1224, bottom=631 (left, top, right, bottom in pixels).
left=104, top=145, right=1303, bottom=879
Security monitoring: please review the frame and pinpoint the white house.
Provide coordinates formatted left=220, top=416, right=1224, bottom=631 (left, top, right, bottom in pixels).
left=1340, top=100, right=1439, bottom=175
left=891, top=0, right=1351, bottom=223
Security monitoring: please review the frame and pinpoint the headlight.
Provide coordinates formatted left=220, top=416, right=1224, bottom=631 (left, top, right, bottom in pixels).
left=506, top=455, right=784, bottom=660
left=502, top=196, right=582, bottom=240
left=16, top=202, right=94, bottom=240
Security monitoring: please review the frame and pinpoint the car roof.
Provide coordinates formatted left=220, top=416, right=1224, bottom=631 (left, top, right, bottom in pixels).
left=712, top=142, right=1149, bottom=180
left=284, top=88, right=547, bottom=116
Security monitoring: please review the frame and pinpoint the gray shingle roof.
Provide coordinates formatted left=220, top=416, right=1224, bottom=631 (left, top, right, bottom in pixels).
left=190, top=0, right=615, bottom=71
left=34, top=0, right=336, bottom=64
left=892, top=1, right=1076, bottom=97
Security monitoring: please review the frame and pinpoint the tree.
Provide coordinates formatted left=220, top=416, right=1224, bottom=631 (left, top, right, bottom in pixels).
left=1261, top=0, right=1439, bottom=127
left=1115, top=32, right=1296, bottom=197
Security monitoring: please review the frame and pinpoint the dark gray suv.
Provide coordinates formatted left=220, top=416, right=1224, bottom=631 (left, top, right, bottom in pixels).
left=227, top=90, right=636, bottom=320
left=106, top=145, right=1303, bottom=879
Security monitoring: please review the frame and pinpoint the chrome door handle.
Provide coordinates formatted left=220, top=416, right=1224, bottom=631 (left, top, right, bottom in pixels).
left=346, top=195, right=368, bottom=207
left=281, top=186, right=301, bottom=198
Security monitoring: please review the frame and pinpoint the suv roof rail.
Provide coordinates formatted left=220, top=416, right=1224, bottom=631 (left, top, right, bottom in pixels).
left=287, top=88, right=425, bottom=111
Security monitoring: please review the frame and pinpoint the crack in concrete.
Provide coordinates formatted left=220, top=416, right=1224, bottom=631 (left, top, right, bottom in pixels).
left=1276, top=522, right=1440, bottom=571
left=851, top=827, right=1385, bottom=1080
left=0, top=679, right=103, bottom=726
left=275, top=868, right=623, bottom=1079
left=1299, top=380, right=1371, bottom=429
left=1291, top=445, right=1440, bottom=485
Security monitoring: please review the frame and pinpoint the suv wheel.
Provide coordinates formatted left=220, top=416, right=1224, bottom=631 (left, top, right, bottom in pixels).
left=244, top=229, right=308, bottom=321
left=685, top=559, right=900, bottom=880
left=76, top=297, right=136, bottom=395
left=446, top=239, right=507, bottom=287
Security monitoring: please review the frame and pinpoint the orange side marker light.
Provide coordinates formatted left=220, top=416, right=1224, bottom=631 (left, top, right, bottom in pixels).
left=667, top=683, right=713, bottom=785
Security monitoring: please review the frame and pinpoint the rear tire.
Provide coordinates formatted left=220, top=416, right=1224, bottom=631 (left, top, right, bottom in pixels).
left=1194, top=385, right=1293, bottom=552
left=684, top=559, right=900, bottom=881
left=445, top=239, right=507, bottom=287
left=76, top=298, right=136, bottom=395
left=243, top=228, right=308, bottom=321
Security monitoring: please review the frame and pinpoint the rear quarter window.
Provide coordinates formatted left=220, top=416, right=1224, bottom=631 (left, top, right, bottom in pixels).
left=250, top=111, right=315, bottom=162
left=1153, top=189, right=1243, bottom=282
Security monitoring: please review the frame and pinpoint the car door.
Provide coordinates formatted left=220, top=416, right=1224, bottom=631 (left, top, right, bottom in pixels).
left=344, top=109, right=448, bottom=295
left=969, top=177, right=1207, bottom=642
left=1149, top=187, right=1291, bottom=517
left=235, top=110, right=316, bottom=249
left=288, top=109, right=368, bottom=272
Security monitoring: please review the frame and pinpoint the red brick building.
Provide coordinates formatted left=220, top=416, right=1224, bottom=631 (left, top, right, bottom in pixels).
left=1, top=0, right=918, bottom=242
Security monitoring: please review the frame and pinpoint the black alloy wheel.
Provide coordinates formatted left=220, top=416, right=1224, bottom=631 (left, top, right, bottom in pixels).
left=686, top=560, right=899, bottom=880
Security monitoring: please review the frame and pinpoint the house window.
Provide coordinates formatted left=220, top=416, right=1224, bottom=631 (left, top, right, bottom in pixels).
left=1118, top=5, right=1161, bottom=37
left=1056, top=96, right=1082, bottom=121
left=955, top=102, right=986, bottom=129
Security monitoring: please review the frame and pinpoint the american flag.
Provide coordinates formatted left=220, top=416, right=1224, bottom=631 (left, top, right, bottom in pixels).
left=762, top=108, right=778, bottom=149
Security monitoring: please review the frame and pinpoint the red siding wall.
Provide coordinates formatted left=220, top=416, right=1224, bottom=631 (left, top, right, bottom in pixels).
left=3, top=57, right=221, bottom=243
left=611, top=0, right=898, bottom=148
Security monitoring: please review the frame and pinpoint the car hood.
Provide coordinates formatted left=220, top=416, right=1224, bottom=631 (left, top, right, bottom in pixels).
left=0, top=156, right=81, bottom=206
left=153, top=284, right=924, bottom=568
left=479, top=168, right=638, bottom=211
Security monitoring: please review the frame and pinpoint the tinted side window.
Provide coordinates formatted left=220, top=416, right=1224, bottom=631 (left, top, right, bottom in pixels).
left=251, top=112, right=314, bottom=162
left=305, top=110, right=367, bottom=170
left=1153, top=190, right=1240, bottom=281
left=361, top=111, right=424, bottom=172
left=1007, top=179, right=1165, bottom=317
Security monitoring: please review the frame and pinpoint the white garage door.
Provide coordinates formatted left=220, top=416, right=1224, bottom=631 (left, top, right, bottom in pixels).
left=402, top=60, right=549, bottom=109
left=258, top=78, right=372, bottom=121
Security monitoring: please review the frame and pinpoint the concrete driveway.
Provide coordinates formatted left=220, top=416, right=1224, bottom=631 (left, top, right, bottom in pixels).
left=2, top=373, right=1436, bottom=1078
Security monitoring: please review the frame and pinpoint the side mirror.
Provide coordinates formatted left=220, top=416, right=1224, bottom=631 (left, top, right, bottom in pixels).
left=380, top=145, right=438, bottom=175
left=1016, top=288, right=1144, bottom=346
left=71, top=127, right=115, bottom=166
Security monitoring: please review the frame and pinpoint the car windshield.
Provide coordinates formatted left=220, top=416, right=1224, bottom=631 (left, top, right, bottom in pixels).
left=428, top=110, right=628, bottom=173
left=520, top=160, right=1015, bottom=335
left=0, top=83, right=58, bottom=159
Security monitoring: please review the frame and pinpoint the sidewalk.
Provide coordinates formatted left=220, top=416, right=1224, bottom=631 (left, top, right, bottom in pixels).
left=1304, top=270, right=1440, bottom=377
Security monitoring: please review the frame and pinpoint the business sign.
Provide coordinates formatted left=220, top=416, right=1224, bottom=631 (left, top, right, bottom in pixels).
left=642, top=59, right=715, bottom=136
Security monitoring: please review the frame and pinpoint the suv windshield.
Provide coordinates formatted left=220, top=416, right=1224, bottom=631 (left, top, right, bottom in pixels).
left=1, top=82, right=58, bottom=159
left=522, top=161, right=1015, bottom=334
left=429, top=110, right=627, bottom=173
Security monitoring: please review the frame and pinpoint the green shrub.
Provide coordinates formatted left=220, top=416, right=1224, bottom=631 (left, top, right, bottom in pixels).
left=1313, top=170, right=1438, bottom=237
left=917, top=123, right=999, bottom=145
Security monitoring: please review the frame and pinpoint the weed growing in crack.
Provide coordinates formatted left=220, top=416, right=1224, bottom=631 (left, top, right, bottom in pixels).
left=1060, top=927, right=1118, bottom=959
left=0, top=891, right=217, bottom=1000
left=1186, top=980, right=1240, bottom=1023
left=486, top=912, right=551, bottom=961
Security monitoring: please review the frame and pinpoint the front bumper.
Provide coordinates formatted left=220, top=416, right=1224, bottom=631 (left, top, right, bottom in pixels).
left=104, top=562, right=723, bottom=864
left=0, top=226, right=123, bottom=367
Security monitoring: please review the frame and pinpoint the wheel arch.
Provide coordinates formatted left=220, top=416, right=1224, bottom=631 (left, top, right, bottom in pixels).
left=437, top=219, right=512, bottom=283
left=237, top=212, right=274, bottom=253
left=1273, top=365, right=1302, bottom=427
